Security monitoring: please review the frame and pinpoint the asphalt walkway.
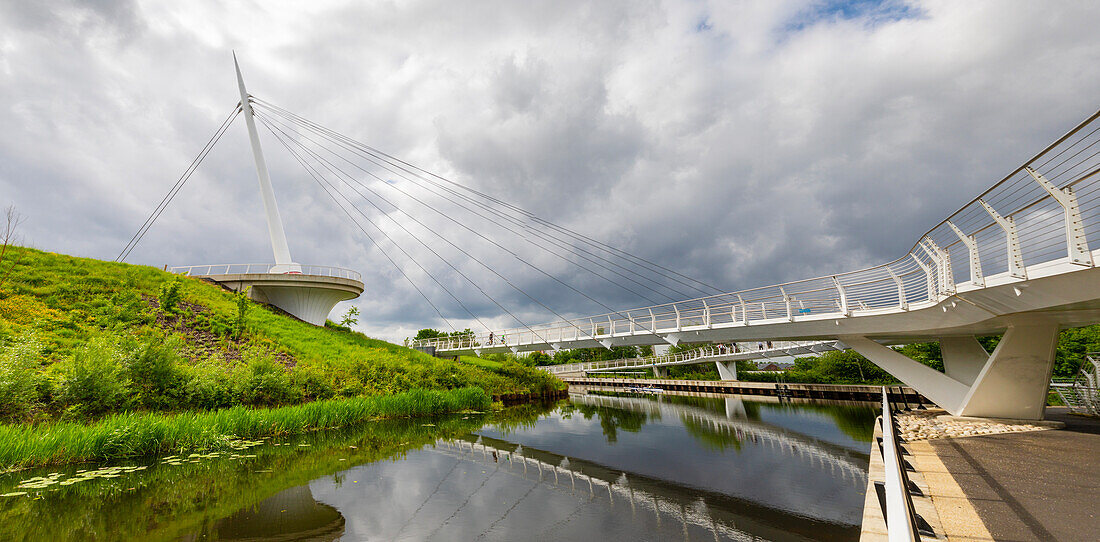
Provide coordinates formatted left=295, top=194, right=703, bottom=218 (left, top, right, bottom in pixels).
left=928, top=407, right=1100, bottom=541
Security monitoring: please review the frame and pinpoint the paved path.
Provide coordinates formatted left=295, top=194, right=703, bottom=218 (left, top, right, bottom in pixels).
left=928, top=407, right=1100, bottom=541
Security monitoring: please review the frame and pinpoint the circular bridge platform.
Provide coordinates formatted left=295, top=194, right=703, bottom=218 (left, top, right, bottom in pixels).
left=168, top=264, right=364, bottom=326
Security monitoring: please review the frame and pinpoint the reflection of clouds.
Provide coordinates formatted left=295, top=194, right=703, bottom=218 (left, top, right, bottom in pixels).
left=311, top=445, right=722, bottom=541
left=478, top=396, right=868, bottom=525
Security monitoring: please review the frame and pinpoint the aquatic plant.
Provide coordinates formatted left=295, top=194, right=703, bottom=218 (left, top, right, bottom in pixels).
left=0, top=386, right=490, bottom=469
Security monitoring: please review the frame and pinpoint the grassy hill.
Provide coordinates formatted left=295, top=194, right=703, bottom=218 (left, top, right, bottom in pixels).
left=0, top=246, right=562, bottom=424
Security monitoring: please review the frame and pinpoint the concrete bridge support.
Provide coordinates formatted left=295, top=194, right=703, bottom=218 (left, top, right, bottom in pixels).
left=715, top=361, right=738, bottom=381
left=841, top=317, right=1060, bottom=420
left=652, top=366, right=667, bottom=378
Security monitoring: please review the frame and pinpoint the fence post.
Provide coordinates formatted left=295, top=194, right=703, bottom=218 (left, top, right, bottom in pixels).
left=947, top=222, right=984, bottom=287
left=979, top=199, right=1027, bottom=279
left=1026, top=166, right=1093, bottom=266
left=832, top=276, right=850, bottom=316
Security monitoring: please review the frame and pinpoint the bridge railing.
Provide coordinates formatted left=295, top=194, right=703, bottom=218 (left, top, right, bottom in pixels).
left=167, top=263, right=363, bottom=282
left=542, top=340, right=832, bottom=375
left=413, top=108, right=1100, bottom=353
left=878, top=387, right=928, bottom=541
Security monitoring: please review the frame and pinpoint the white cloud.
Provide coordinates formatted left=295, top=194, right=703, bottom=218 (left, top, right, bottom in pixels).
left=2, top=0, right=1099, bottom=342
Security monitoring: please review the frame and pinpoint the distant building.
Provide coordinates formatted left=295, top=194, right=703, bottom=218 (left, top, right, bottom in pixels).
left=756, top=362, right=794, bottom=372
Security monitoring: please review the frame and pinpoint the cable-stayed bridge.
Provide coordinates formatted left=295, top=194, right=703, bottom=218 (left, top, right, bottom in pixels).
left=410, top=108, right=1100, bottom=421
left=121, top=57, right=1100, bottom=421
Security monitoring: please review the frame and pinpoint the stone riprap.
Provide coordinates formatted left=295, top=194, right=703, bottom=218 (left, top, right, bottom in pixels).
left=896, top=409, right=1055, bottom=441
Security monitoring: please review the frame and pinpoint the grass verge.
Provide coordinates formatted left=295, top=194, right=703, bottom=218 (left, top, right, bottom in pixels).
left=0, top=386, right=489, bottom=470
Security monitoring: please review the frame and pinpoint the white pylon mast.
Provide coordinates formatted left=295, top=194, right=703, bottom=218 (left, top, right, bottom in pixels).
left=234, top=52, right=297, bottom=272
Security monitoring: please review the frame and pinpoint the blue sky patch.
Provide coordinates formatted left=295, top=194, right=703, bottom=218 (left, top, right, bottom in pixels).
left=786, top=0, right=921, bottom=32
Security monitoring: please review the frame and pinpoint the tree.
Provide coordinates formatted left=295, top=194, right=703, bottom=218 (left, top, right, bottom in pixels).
left=339, top=306, right=359, bottom=328
left=528, top=351, right=551, bottom=366
left=415, top=328, right=447, bottom=340
left=0, top=205, right=25, bottom=291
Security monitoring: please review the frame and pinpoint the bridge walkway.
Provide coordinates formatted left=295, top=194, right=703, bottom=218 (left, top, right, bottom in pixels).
left=920, top=407, right=1100, bottom=541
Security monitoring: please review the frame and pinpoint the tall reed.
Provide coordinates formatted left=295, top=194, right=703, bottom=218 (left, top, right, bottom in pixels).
left=0, top=386, right=489, bottom=469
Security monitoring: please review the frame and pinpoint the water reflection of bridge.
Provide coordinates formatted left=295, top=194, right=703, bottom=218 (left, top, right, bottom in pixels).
left=570, top=392, right=869, bottom=481
left=436, top=429, right=864, bottom=541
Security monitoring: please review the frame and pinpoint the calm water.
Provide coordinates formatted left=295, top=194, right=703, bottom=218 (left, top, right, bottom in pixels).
left=0, top=391, right=877, bottom=541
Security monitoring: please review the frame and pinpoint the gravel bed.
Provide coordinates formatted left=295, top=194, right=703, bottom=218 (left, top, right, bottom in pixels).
left=896, top=409, right=1055, bottom=441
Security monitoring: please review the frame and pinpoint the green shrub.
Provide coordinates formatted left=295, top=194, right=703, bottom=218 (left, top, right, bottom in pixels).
left=237, top=349, right=297, bottom=406
left=105, top=285, right=151, bottom=328
left=158, top=277, right=182, bottom=313
left=233, top=289, right=250, bottom=339
left=0, top=335, right=44, bottom=421
left=59, top=336, right=131, bottom=417
left=126, top=336, right=184, bottom=410
left=181, top=356, right=239, bottom=410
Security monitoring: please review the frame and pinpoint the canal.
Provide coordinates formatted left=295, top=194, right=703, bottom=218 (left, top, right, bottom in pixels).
left=0, top=390, right=877, bottom=541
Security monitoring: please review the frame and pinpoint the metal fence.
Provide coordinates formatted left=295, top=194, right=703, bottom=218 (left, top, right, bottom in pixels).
left=167, top=263, right=362, bottom=282
left=415, top=107, right=1100, bottom=353
left=1051, top=354, right=1100, bottom=415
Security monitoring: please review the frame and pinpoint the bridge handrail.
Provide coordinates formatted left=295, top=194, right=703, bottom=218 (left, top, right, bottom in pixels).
left=541, top=340, right=828, bottom=374
left=167, top=263, right=363, bottom=282
left=413, top=107, right=1100, bottom=353
left=880, top=387, right=923, bottom=541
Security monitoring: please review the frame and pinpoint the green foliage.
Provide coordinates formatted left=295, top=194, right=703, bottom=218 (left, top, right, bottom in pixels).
left=1054, top=324, right=1100, bottom=378
left=550, top=345, right=639, bottom=365
left=236, top=349, right=295, bottom=407
left=180, top=356, right=238, bottom=410
left=324, top=319, right=352, bottom=332
left=0, top=246, right=564, bottom=423
left=157, top=277, right=182, bottom=314
left=415, top=328, right=447, bottom=340
left=58, top=337, right=131, bottom=418
left=0, top=334, right=45, bottom=421
left=528, top=351, right=551, bottom=366
left=233, top=288, right=250, bottom=339
left=782, top=350, right=898, bottom=385
left=0, top=386, right=491, bottom=469
left=896, top=342, right=943, bottom=371
left=338, top=306, right=359, bottom=328
left=126, top=336, right=185, bottom=410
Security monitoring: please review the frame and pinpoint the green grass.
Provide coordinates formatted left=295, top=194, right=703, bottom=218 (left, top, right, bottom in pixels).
left=0, top=386, right=490, bottom=469
left=459, top=355, right=504, bottom=371
left=0, top=246, right=564, bottom=423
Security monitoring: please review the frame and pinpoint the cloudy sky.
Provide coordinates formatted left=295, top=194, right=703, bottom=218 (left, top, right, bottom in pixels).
left=3, top=0, right=1100, bottom=342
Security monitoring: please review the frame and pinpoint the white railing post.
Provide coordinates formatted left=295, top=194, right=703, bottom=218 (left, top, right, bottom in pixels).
left=674, top=305, right=681, bottom=331
left=702, top=299, right=711, bottom=328
left=737, top=294, right=748, bottom=325
left=920, top=238, right=953, bottom=294
left=1026, top=166, right=1093, bottom=266
left=947, top=221, right=983, bottom=287
left=832, top=276, right=850, bottom=316
left=779, top=286, right=793, bottom=322
left=979, top=199, right=1026, bottom=279
left=649, top=308, right=656, bottom=332
left=910, top=253, right=937, bottom=302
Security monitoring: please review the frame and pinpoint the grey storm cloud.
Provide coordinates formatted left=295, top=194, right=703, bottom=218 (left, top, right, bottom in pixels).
left=2, top=0, right=1100, bottom=342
